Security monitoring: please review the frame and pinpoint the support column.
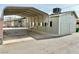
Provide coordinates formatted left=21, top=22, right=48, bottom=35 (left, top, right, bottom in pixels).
left=0, top=20, right=3, bottom=45
left=0, top=38, right=3, bottom=45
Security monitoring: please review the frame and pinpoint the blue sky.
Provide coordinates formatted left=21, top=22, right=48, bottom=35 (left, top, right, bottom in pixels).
left=1, top=4, right=79, bottom=17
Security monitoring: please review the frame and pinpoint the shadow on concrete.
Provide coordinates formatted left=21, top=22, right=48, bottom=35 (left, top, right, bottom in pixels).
left=3, top=29, right=30, bottom=41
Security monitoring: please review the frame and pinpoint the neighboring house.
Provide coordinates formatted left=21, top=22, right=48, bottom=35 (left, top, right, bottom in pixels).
left=4, top=18, right=25, bottom=27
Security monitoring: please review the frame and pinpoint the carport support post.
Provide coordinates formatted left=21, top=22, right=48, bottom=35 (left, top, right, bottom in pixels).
left=0, top=15, right=3, bottom=45
left=0, top=38, right=3, bottom=45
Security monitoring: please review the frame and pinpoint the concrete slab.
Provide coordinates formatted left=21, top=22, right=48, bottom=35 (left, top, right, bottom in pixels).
left=1, top=32, right=79, bottom=54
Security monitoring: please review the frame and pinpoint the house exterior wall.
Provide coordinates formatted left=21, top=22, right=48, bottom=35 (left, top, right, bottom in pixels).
left=22, top=14, right=49, bottom=34
left=4, top=21, right=12, bottom=27
left=22, top=12, right=76, bottom=36
left=22, top=19, right=27, bottom=27
left=59, top=13, right=76, bottom=35
left=48, top=15, right=59, bottom=35
left=59, top=14, right=70, bottom=35
left=69, top=13, right=76, bottom=33
left=37, top=15, right=44, bottom=32
left=43, top=15, right=49, bottom=32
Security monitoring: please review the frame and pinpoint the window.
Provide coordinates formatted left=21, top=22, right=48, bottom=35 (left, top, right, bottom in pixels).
left=45, top=22, right=47, bottom=27
left=40, top=22, right=42, bottom=26
left=42, top=22, right=44, bottom=26
left=38, top=22, right=40, bottom=26
left=50, top=21, right=52, bottom=27
left=32, top=22, right=34, bottom=26
left=34, top=22, right=36, bottom=26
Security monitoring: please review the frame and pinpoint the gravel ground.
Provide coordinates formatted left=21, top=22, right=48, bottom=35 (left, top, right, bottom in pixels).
left=1, top=31, right=79, bottom=54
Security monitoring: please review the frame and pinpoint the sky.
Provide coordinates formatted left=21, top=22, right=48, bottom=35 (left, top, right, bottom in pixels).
left=1, top=4, right=79, bottom=17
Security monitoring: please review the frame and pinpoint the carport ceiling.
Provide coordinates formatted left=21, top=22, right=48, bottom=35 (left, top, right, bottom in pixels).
left=3, top=6, right=48, bottom=17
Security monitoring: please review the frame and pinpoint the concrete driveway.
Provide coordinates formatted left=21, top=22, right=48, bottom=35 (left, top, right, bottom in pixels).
left=1, top=31, right=79, bottom=54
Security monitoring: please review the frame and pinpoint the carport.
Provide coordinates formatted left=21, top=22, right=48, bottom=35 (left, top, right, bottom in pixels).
left=3, top=6, right=49, bottom=44
left=3, top=6, right=48, bottom=29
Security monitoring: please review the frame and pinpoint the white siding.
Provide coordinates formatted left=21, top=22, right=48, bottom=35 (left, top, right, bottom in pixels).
left=48, top=16, right=59, bottom=35
left=59, top=13, right=76, bottom=35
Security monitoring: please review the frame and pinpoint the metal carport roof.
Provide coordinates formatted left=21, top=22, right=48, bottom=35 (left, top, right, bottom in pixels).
left=3, top=6, right=48, bottom=17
